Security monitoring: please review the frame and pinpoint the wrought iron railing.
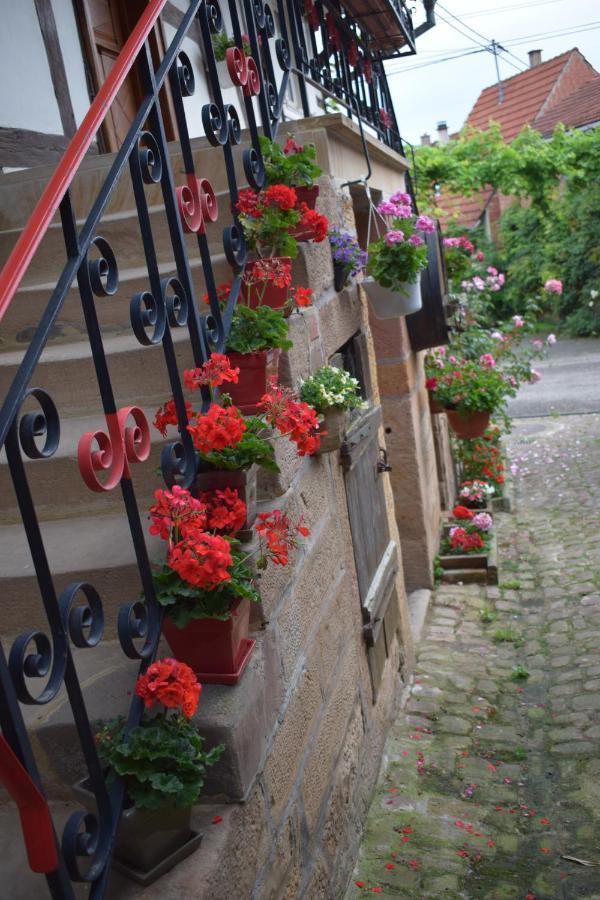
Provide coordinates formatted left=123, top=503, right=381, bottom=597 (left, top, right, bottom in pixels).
left=0, top=0, right=415, bottom=896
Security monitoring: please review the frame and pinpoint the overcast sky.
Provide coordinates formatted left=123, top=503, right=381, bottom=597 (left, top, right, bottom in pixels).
left=386, top=0, right=600, bottom=147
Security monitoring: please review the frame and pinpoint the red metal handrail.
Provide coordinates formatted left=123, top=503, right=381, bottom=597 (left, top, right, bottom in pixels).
left=0, top=0, right=168, bottom=324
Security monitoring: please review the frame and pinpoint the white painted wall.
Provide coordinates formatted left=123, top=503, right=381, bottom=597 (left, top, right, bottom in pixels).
left=51, top=0, right=91, bottom=127
left=0, top=0, right=63, bottom=132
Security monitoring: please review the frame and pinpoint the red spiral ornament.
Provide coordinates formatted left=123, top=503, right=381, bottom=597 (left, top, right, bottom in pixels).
left=77, top=406, right=151, bottom=492
left=176, top=175, right=218, bottom=234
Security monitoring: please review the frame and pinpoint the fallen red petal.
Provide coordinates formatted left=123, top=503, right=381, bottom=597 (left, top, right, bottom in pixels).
left=212, top=815, right=223, bottom=824
left=402, top=826, right=413, bottom=834
left=540, top=817, right=550, bottom=825
left=355, top=882, right=365, bottom=889
left=540, top=847, right=550, bottom=854
left=384, top=863, right=395, bottom=870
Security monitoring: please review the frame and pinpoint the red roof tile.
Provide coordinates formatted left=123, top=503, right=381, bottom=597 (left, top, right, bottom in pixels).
left=437, top=188, right=493, bottom=230
left=466, top=51, right=573, bottom=141
left=534, top=76, right=600, bottom=135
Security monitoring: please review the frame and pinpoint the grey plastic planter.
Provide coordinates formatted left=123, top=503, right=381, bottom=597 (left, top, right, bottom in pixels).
left=315, top=408, right=347, bottom=454
left=363, top=273, right=422, bottom=319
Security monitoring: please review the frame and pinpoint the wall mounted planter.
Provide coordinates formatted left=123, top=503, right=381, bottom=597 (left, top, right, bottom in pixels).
left=333, top=261, right=350, bottom=293
left=363, top=273, right=422, bottom=319
left=446, top=410, right=491, bottom=440
left=315, top=407, right=347, bottom=454
left=294, top=185, right=319, bottom=210
left=73, top=781, right=201, bottom=886
left=241, top=257, right=291, bottom=311
left=162, top=596, right=255, bottom=684
left=225, top=349, right=281, bottom=416
left=194, top=464, right=258, bottom=540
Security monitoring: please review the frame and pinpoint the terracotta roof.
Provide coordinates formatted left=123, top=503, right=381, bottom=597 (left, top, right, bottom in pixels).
left=534, top=76, right=600, bottom=135
left=466, top=50, right=576, bottom=141
left=437, top=188, right=493, bottom=231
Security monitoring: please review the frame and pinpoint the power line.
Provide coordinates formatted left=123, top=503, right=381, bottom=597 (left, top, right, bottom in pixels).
left=457, top=0, right=569, bottom=19
left=436, top=3, right=528, bottom=71
left=385, top=47, right=487, bottom=75
left=502, top=21, right=600, bottom=46
left=434, top=10, right=524, bottom=76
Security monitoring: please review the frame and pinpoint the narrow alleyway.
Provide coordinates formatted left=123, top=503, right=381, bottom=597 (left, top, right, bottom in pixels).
left=350, top=413, right=600, bottom=899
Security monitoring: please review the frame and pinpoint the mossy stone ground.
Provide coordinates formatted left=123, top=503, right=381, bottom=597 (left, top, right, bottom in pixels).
left=348, top=415, right=600, bottom=899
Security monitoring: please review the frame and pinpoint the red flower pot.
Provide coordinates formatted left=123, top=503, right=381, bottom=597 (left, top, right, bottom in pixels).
left=446, top=410, right=491, bottom=440
left=428, top=391, right=444, bottom=415
left=162, top=597, right=254, bottom=684
left=225, top=349, right=281, bottom=416
left=240, top=257, right=291, bottom=311
left=294, top=185, right=319, bottom=210
left=193, top=465, right=257, bottom=537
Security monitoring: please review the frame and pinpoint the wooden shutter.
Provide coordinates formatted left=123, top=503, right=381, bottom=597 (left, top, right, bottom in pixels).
left=341, top=405, right=401, bottom=698
left=406, top=223, right=450, bottom=352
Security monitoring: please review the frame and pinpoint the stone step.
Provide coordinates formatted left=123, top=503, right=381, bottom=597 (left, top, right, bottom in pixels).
left=0, top=406, right=169, bottom=523
left=0, top=512, right=163, bottom=641
left=0, top=327, right=197, bottom=416
left=0, top=249, right=234, bottom=351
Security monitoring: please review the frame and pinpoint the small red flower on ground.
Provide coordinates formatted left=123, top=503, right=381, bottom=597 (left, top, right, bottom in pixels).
left=212, top=815, right=223, bottom=824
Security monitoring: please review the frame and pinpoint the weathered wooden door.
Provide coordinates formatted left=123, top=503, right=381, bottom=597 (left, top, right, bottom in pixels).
left=342, top=404, right=402, bottom=698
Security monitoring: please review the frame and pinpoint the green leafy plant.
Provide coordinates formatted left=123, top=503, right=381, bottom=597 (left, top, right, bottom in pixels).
left=431, top=359, right=517, bottom=416
left=493, top=628, right=523, bottom=646
left=500, top=579, right=521, bottom=590
left=511, top=664, right=530, bottom=681
left=198, top=415, right=279, bottom=472
left=153, top=542, right=260, bottom=626
left=211, top=31, right=250, bottom=62
left=433, top=555, right=444, bottom=583
left=479, top=607, right=498, bottom=624
left=226, top=304, right=292, bottom=354
left=299, top=365, right=364, bottom=413
left=513, top=745, right=528, bottom=760
left=259, top=135, right=321, bottom=187
left=96, top=659, right=223, bottom=809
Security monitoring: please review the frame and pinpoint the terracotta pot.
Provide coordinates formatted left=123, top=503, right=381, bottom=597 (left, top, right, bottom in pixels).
left=294, top=185, right=319, bottom=210
left=240, top=257, right=291, bottom=312
left=225, top=349, right=281, bottom=416
left=162, top=596, right=254, bottom=684
left=446, top=409, right=491, bottom=440
left=194, top=464, right=257, bottom=538
left=315, top=407, right=347, bottom=454
left=73, top=780, right=199, bottom=885
left=428, top=390, right=444, bottom=415
left=363, top=274, right=422, bottom=319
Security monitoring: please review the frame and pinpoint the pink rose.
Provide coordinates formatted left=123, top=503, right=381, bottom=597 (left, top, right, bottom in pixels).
left=544, top=279, right=563, bottom=294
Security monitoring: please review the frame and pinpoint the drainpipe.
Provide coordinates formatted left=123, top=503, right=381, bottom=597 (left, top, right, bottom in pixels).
left=414, top=0, right=436, bottom=38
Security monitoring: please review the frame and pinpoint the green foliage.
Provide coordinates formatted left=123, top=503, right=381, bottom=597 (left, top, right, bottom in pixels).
left=299, top=365, right=364, bottom=413
left=479, top=607, right=498, bottom=624
left=367, top=233, right=427, bottom=292
left=211, top=31, right=250, bottom=61
left=153, top=544, right=260, bottom=626
left=511, top=664, right=530, bottom=681
left=240, top=203, right=300, bottom=258
left=432, top=360, right=517, bottom=415
left=433, top=555, right=444, bottom=583
left=97, top=716, right=224, bottom=809
left=226, top=305, right=292, bottom=354
left=500, top=579, right=521, bottom=590
left=198, top=416, right=278, bottom=472
left=493, top=628, right=523, bottom=646
left=259, top=135, right=321, bottom=187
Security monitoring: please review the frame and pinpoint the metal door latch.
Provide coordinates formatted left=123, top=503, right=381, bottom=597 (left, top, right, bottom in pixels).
left=376, top=448, right=392, bottom=473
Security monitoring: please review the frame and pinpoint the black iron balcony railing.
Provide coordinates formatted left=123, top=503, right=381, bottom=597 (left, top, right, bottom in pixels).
left=0, top=0, right=418, bottom=896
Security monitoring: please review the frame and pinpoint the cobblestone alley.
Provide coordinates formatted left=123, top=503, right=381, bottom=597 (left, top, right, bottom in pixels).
left=350, top=413, right=600, bottom=899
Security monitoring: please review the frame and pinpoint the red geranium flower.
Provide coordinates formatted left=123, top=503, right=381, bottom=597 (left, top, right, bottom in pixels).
left=295, top=203, right=328, bottom=242
left=149, top=485, right=208, bottom=541
left=184, top=353, right=240, bottom=390
left=199, top=487, right=247, bottom=534
left=136, top=657, right=201, bottom=718
left=452, top=505, right=474, bottom=520
left=263, top=184, right=297, bottom=210
left=168, top=532, right=233, bottom=590
left=259, top=379, right=322, bottom=456
left=291, top=286, right=313, bottom=307
left=202, top=281, right=231, bottom=305
left=283, top=137, right=304, bottom=155
left=153, top=398, right=193, bottom=437
left=187, top=404, right=247, bottom=453
left=255, top=509, right=310, bottom=565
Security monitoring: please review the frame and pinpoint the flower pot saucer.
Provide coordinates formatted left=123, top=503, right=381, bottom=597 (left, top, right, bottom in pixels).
left=112, top=830, right=203, bottom=886
left=195, top=638, right=256, bottom=685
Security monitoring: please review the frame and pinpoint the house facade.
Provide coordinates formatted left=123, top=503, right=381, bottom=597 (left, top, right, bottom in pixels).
left=0, top=2, right=455, bottom=897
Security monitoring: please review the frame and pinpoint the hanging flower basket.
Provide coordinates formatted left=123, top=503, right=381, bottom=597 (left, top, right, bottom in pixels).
left=314, top=407, right=347, bottom=454
left=162, top=596, right=254, bottom=684
left=225, top=349, right=281, bottom=416
left=363, top=273, right=422, bottom=319
left=446, top=409, right=491, bottom=440
left=294, top=185, right=319, bottom=210
left=194, top=464, right=258, bottom=537
left=73, top=780, right=199, bottom=885
left=240, top=257, right=292, bottom=312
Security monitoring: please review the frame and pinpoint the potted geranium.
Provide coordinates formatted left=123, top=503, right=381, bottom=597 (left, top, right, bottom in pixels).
left=150, top=485, right=308, bottom=681
left=76, top=659, right=223, bottom=883
left=259, top=134, right=322, bottom=209
left=458, top=479, right=495, bottom=509
left=239, top=258, right=314, bottom=313
left=298, top=365, right=364, bottom=453
left=424, top=346, right=447, bottom=414
left=329, top=228, right=368, bottom=291
left=211, top=32, right=251, bottom=87
left=442, top=235, right=476, bottom=284
left=430, top=356, right=517, bottom=439
left=364, top=191, right=431, bottom=318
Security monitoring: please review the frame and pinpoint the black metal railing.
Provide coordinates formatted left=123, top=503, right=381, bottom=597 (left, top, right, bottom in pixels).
left=0, top=1, right=411, bottom=896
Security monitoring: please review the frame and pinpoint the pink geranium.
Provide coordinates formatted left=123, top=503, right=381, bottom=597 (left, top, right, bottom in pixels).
left=544, top=279, right=563, bottom=294
left=390, top=190, right=412, bottom=206
left=385, top=230, right=404, bottom=245
left=512, top=315, right=524, bottom=328
left=479, top=354, right=496, bottom=368
left=415, top=215, right=436, bottom=234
